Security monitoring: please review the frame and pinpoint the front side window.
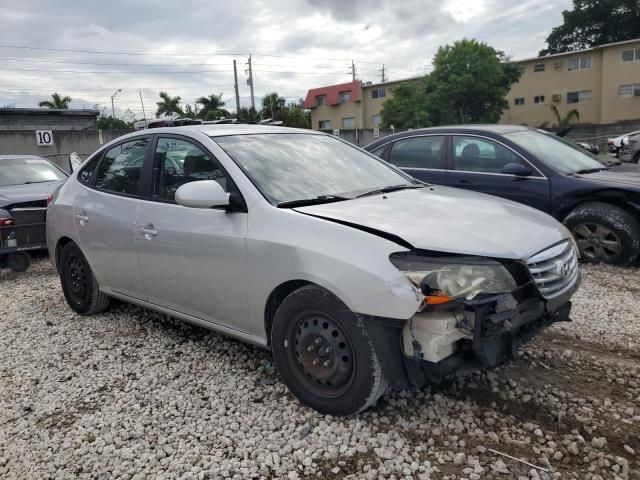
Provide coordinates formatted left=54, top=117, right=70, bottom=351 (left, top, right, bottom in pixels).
left=388, top=136, right=445, bottom=169
left=452, top=136, right=524, bottom=174
left=339, top=91, right=351, bottom=104
left=316, top=95, right=326, bottom=107
left=0, top=157, right=67, bottom=187
left=154, top=138, right=228, bottom=202
left=94, top=138, right=149, bottom=195
left=214, top=133, right=416, bottom=204
left=342, top=117, right=355, bottom=128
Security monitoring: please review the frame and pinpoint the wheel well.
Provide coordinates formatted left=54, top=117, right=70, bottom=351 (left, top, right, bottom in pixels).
left=264, top=280, right=311, bottom=345
left=55, top=237, right=74, bottom=272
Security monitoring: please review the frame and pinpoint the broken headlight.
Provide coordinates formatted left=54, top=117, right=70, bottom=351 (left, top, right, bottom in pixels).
left=389, top=253, right=516, bottom=303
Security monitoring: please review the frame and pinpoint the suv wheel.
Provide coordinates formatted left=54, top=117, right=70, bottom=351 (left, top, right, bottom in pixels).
left=565, top=202, right=640, bottom=265
left=270, top=285, right=388, bottom=415
left=59, top=242, right=110, bottom=315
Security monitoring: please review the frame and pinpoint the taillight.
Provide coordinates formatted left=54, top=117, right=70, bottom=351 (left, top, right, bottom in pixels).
left=0, top=218, right=14, bottom=226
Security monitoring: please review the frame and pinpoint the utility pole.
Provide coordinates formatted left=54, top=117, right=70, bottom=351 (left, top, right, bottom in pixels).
left=246, top=55, right=255, bottom=110
left=351, top=60, right=356, bottom=81
left=233, top=60, right=241, bottom=115
left=138, top=91, right=147, bottom=123
left=110, top=89, right=122, bottom=117
left=380, top=64, right=386, bottom=83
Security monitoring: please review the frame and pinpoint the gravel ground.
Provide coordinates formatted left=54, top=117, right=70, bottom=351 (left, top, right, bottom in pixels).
left=0, top=260, right=638, bottom=480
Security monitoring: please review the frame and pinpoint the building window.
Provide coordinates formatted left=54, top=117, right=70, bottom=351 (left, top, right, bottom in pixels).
left=567, top=90, right=592, bottom=104
left=318, top=120, right=330, bottom=129
left=621, top=48, right=640, bottom=62
left=514, top=97, right=525, bottom=106
left=534, top=63, right=545, bottom=72
left=534, top=95, right=545, bottom=104
left=371, top=114, right=381, bottom=126
left=371, top=88, right=386, bottom=99
left=316, top=95, right=326, bottom=107
left=619, top=84, right=640, bottom=97
left=339, top=91, right=351, bottom=104
left=567, top=56, right=592, bottom=71
left=341, top=117, right=355, bottom=128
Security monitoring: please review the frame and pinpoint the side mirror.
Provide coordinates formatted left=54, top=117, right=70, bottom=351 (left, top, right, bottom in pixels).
left=69, top=152, right=82, bottom=173
left=502, top=162, right=532, bottom=176
left=175, top=180, right=229, bottom=208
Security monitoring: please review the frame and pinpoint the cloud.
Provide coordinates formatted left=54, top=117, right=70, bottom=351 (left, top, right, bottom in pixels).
left=0, top=0, right=571, bottom=115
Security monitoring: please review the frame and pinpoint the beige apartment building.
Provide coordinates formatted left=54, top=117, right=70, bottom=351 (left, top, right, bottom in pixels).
left=303, top=78, right=420, bottom=130
left=305, top=38, right=640, bottom=131
left=502, top=38, right=640, bottom=126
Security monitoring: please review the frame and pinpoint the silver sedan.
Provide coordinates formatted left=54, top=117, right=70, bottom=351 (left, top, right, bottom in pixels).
left=47, top=125, right=579, bottom=415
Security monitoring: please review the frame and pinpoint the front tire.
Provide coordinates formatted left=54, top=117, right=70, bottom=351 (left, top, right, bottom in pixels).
left=565, top=202, right=640, bottom=265
left=270, top=285, right=388, bottom=415
left=59, top=242, right=110, bottom=315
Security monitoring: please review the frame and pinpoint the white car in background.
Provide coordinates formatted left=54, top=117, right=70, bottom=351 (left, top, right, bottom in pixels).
left=608, top=130, right=640, bottom=158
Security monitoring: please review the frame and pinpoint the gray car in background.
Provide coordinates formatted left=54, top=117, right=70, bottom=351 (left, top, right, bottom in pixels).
left=47, top=125, right=580, bottom=415
left=619, top=134, right=640, bottom=164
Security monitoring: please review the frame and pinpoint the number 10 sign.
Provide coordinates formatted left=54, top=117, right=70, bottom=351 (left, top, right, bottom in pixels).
left=35, top=130, right=54, bottom=146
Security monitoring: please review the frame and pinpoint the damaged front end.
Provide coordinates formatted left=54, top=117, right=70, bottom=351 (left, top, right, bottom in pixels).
left=364, top=244, right=580, bottom=390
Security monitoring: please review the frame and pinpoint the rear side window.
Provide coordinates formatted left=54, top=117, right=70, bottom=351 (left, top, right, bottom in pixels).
left=94, top=138, right=149, bottom=195
left=154, top=137, right=229, bottom=202
left=78, top=155, right=101, bottom=185
left=388, top=136, right=445, bottom=169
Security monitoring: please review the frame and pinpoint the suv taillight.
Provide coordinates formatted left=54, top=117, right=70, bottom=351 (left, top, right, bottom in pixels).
left=0, top=218, right=14, bottom=226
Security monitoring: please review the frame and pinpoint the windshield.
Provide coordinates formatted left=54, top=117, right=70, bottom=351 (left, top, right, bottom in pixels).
left=0, top=157, right=67, bottom=187
left=213, top=133, right=418, bottom=204
left=504, top=130, right=604, bottom=174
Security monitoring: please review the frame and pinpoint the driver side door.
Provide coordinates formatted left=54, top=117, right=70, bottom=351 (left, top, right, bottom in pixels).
left=446, top=135, right=551, bottom=213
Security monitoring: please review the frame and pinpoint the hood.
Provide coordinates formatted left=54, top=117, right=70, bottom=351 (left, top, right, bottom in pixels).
left=294, top=186, right=571, bottom=261
left=0, top=181, right=65, bottom=208
left=576, top=169, right=640, bottom=190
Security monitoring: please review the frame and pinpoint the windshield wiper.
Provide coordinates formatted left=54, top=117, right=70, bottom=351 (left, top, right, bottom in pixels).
left=277, top=195, right=349, bottom=208
left=355, top=184, right=424, bottom=198
left=573, top=167, right=608, bottom=175
left=23, top=180, right=56, bottom=184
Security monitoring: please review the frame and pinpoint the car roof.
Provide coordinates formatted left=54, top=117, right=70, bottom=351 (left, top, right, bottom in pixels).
left=138, top=124, right=325, bottom=137
left=0, top=155, right=49, bottom=161
left=401, top=124, right=530, bottom=135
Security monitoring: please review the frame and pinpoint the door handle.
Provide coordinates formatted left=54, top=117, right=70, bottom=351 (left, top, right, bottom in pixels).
left=139, top=226, right=158, bottom=237
left=74, top=214, right=89, bottom=223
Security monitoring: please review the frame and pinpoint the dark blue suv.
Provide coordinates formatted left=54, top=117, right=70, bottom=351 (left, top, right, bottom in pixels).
left=365, top=125, right=640, bottom=265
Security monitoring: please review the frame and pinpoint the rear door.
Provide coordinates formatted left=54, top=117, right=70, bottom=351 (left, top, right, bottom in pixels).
left=446, top=135, right=551, bottom=212
left=73, top=137, right=151, bottom=298
left=383, top=135, right=448, bottom=185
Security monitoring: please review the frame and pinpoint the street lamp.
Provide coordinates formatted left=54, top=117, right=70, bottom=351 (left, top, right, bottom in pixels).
left=110, top=89, right=122, bottom=117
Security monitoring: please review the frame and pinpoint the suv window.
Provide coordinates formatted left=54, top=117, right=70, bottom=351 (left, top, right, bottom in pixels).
left=78, top=154, right=102, bottom=185
left=94, top=138, right=149, bottom=195
left=154, top=137, right=228, bottom=202
left=452, top=136, right=525, bottom=174
left=388, top=136, right=445, bottom=169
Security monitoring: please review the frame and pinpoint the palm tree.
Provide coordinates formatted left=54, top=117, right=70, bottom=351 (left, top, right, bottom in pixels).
left=550, top=105, right=580, bottom=128
left=196, top=94, right=229, bottom=119
left=38, top=93, right=72, bottom=109
left=155, top=92, right=183, bottom=118
left=261, top=92, right=286, bottom=121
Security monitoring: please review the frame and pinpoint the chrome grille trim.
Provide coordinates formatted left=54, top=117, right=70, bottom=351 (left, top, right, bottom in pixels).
left=527, top=241, right=579, bottom=299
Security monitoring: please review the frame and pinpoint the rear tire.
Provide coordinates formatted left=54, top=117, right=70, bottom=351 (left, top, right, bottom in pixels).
left=565, top=202, right=640, bottom=266
left=270, top=285, right=387, bottom=415
left=59, top=242, right=110, bottom=315
left=7, top=252, right=31, bottom=272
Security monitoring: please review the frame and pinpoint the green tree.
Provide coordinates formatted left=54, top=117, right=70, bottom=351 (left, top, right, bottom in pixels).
left=424, top=39, right=522, bottom=125
left=236, top=106, right=260, bottom=123
left=283, top=100, right=310, bottom=128
left=196, top=94, right=229, bottom=119
left=540, top=0, right=640, bottom=55
left=261, top=92, right=286, bottom=121
left=97, top=115, right=133, bottom=129
left=380, top=81, right=429, bottom=129
left=155, top=92, right=184, bottom=117
left=550, top=105, right=581, bottom=127
left=38, top=92, right=72, bottom=109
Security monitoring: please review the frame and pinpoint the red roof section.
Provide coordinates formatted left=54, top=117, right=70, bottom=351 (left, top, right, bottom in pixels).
left=303, top=80, right=361, bottom=109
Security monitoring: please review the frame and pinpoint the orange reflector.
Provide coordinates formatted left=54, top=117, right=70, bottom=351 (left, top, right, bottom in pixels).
left=425, top=295, right=454, bottom=305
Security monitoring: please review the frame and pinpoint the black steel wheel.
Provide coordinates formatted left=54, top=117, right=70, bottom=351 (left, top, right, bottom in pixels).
left=271, top=285, right=387, bottom=415
left=565, top=202, right=640, bottom=266
left=59, top=242, right=110, bottom=315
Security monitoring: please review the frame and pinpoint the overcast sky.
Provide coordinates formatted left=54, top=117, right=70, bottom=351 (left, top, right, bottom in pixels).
left=0, top=0, right=571, bottom=117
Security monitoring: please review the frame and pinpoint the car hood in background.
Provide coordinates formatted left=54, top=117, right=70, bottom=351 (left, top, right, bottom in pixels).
left=576, top=169, right=640, bottom=189
left=294, top=186, right=570, bottom=261
left=0, top=181, right=65, bottom=208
